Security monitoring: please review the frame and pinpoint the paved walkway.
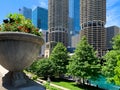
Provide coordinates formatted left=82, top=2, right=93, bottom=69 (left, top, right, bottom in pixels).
left=0, top=65, right=8, bottom=76
left=0, top=65, right=8, bottom=90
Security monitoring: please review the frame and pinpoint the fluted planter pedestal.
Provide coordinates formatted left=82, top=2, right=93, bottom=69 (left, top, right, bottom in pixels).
left=0, top=32, right=45, bottom=90
left=3, top=71, right=27, bottom=87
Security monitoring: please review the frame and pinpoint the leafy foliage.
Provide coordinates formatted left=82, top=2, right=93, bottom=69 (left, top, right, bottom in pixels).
left=67, top=37, right=100, bottom=81
left=49, top=42, right=69, bottom=76
left=112, top=34, right=120, bottom=50
left=113, top=55, right=120, bottom=85
left=27, top=43, right=69, bottom=78
left=26, top=58, right=56, bottom=78
left=0, top=13, right=41, bottom=36
left=102, top=34, right=120, bottom=85
left=102, top=50, right=120, bottom=82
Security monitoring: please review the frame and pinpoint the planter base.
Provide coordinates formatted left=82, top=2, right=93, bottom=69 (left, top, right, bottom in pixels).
left=1, top=71, right=45, bottom=90
left=2, top=71, right=27, bottom=87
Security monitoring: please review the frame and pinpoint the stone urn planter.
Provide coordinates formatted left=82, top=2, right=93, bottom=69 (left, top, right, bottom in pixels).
left=0, top=32, right=44, bottom=88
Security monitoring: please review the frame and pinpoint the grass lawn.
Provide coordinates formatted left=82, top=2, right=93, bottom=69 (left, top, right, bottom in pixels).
left=44, top=83, right=61, bottom=90
left=51, top=78, right=104, bottom=90
left=24, top=71, right=103, bottom=90
left=52, top=80, right=83, bottom=90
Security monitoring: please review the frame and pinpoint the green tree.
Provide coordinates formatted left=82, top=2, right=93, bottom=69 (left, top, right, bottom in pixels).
left=67, top=37, right=100, bottom=83
left=49, top=42, right=69, bottom=77
left=102, top=34, right=120, bottom=84
left=102, top=50, right=119, bottom=82
left=26, top=60, right=39, bottom=74
left=112, top=34, right=120, bottom=50
left=26, top=58, right=56, bottom=78
left=113, top=55, right=120, bottom=85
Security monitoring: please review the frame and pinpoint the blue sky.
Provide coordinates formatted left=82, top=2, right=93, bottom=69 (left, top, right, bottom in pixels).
left=0, top=0, right=120, bottom=27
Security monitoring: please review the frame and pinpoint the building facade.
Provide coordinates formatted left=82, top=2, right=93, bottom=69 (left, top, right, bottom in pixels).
left=20, top=7, right=32, bottom=20
left=71, top=34, right=80, bottom=48
left=45, top=0, right=69, bottom=57
left=32, top=7, right=48, bottom=30
left=69, top=0, right=80, bottom=35
left=106, top=26, right=120, bottom=50
left=80, top=0, right=106, bottom=57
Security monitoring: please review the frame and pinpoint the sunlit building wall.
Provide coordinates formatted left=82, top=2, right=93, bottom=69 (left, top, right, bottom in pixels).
left=45, top=0, right=69, bottom=57
left=80, top=0, right=106, bottom=57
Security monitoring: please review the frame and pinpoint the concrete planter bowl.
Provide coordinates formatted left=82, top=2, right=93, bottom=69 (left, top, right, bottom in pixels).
left=0, top=32, right=44, bottom=89
left=0, top=32, right=44, bottom=71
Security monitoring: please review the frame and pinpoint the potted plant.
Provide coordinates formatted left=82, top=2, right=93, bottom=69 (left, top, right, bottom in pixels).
left=0, top=14, right=44, bottom=88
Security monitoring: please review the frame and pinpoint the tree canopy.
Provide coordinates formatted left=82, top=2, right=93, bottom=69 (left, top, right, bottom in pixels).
left=26, top=58, right=56, bottom=78
left=67, top=37, right=100, bottom=82
left=113, top=55, right=120, bottom=85
left=49, top=42, right=69, bottom=76
left=102, top=34, right=120, bottom=85
left=102, top=50, right=119, bottom=82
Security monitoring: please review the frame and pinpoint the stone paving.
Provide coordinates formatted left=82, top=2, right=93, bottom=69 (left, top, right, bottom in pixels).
left=0, top=65, right=8, bottom=76
left=0, top=65, right=8, bottom=90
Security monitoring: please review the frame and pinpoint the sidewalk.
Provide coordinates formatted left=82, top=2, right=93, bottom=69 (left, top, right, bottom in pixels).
left=0, top=65, right=8, bottom=76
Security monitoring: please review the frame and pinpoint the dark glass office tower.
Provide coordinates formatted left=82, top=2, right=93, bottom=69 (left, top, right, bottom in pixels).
left=69, top=0, right=80, bottom=35
left=20, top=7, right=32, bottom=20
left=32, top=7, right=48, bottom=30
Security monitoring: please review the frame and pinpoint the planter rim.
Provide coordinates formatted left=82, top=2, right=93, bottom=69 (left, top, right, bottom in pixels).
left=0, top=32, right=44, bottom=45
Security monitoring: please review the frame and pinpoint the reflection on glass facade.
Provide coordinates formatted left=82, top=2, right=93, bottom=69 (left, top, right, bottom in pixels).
left=32, top=7, right=48, bottom=30
left=20, top=7, right=32, bottom=20
left=74, top=0, right=80, bottom=31
left=69, top=0, right=80, bottom=34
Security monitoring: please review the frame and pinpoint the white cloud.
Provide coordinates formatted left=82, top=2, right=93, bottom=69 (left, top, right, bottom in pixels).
left=39, top=0, right=48, bottom=9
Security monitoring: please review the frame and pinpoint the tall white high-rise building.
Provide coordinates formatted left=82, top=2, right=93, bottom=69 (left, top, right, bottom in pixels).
left=80, top=0, right=106, bottom=57
left=45, top=0, right=69, bottom=57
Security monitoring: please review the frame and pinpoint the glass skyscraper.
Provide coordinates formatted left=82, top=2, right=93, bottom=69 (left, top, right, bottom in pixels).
left=69, top=0, right=80, bottom=35
left=32, top=7, right=48, bottom=30
left=20, top=7, right=32, bottom=20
